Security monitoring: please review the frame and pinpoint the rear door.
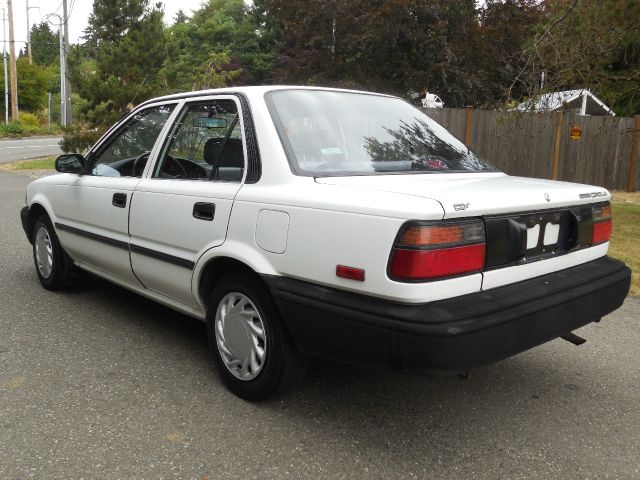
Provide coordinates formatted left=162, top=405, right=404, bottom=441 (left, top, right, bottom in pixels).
left=52, top=103, right=177, bottom=284
left=129, top=96, right=247, bottom=307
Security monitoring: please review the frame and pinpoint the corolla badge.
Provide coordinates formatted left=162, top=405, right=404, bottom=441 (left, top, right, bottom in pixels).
left=544, top=193, right=551, bottom=202
left=453, top=203, right=470, bottom=211
left=579, top=191, right=607, bottom=199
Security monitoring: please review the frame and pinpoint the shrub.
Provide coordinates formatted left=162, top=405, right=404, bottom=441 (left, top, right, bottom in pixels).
left=0, top=122, right=25, bottom=136
left=18, top=111, right=40, bottom=129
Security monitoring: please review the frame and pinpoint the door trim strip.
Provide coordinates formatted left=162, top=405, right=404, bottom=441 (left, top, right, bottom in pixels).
left=55, top=222, right=195, bottom=270
left=129, top=244, right=195, bottom=270
left=55, top=222, right=129, bottom=250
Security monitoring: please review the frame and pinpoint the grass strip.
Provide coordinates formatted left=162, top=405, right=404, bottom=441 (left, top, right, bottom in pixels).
left=0, top=157, right=56, bottom=171
left=610, top=192, right=640, bottom=296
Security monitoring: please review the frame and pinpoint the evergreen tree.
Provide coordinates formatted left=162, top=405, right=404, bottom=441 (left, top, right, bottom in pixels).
left=30, top=22, right=59, bottom=66
left=69, top=0, right=167, bottom=127
left=158, top=0, right=275, bottom=91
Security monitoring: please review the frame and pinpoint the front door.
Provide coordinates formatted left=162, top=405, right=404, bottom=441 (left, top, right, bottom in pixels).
left=52, top=103, right=177, bottom=285
left=129, top=97, right=246, bottom=306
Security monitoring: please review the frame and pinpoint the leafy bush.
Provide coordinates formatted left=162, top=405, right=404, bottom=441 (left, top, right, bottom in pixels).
left=0, top=122, right=25, bottom=136
left=18, top=111, right=40, bottom=129
left=0, top=118, right=62, bottom=137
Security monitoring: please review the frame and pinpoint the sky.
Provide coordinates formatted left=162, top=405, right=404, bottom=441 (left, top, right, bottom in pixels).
left=2, top=0, right=207, bottom=52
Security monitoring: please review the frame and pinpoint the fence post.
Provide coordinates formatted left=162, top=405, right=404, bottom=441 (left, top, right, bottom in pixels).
left=464, top=106, right=473, bottom=147
left=551, top=111, right=563, bottom=180
left=627, top=116, right=640, bottom=192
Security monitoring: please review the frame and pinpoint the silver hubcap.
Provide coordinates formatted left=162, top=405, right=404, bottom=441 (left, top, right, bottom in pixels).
left=34, top=226, right=54, bottom=279
left=215, top=292, right=267, bottom=381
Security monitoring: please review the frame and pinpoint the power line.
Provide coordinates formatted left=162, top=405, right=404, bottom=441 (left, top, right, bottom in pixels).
left=52, top=1, right=63, bottom=16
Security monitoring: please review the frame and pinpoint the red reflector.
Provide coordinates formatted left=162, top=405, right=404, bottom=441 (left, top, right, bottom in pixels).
left=592, top=220, right=612, bottom=244
left=390, top=244, right=486, bottom=280
left=336, top=265, right=365, bottom=281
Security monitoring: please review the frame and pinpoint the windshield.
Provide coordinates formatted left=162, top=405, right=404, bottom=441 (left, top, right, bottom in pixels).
left=265, top=90, right=496, bottom=176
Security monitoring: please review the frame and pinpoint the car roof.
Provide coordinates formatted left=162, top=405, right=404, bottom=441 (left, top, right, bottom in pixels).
left=138, top=85, right=396, bottom=108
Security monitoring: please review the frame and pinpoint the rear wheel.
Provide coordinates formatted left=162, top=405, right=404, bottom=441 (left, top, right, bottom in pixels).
left=207, top=272, right=307, bottom=401
left=32, top=215, right=67, bottom=290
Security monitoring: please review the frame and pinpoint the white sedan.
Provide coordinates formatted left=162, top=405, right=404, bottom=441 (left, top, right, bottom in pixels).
left=20, top=86, right=630, bottom=400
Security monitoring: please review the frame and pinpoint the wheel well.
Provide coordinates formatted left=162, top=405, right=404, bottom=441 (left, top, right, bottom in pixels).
left=199, top=257, right=266, bottom=312
left=27, top=203, right=49, bottom=242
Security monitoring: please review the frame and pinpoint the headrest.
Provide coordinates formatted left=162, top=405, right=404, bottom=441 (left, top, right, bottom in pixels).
left=203, top=138, right=223, bottom=165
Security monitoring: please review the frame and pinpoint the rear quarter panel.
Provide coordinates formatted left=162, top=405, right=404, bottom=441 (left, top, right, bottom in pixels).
left=215, top=179, right=484, bottom=303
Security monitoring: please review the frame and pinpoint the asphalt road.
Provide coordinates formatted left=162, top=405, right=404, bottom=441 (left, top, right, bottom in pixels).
left=1, top=168, right=639, bottom=479
left=0, top=136, right=63, bottom=163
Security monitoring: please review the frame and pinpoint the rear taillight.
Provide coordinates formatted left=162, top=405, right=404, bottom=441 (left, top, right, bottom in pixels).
left=389, top=220, right=486, bottom=281
left=592, top=202, right=612, bottom=244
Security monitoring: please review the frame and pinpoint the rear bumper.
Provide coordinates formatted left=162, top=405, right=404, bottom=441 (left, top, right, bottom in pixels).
left=264, top=256, right=631, bottom=370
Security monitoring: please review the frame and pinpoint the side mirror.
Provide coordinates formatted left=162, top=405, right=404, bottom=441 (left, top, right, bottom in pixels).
left=55, top=153, right=85, bottom=174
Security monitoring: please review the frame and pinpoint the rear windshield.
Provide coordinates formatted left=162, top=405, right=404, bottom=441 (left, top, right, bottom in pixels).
left=265, top=90, right=496, bottom=176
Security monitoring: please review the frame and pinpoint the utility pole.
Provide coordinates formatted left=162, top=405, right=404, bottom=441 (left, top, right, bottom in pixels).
left=2, top=7, right=8, bottom=124
left=45, top=12, right=66, bottom=126
left=7, top=0, right=18, bottom=120
left=62, top=0, right=71, bottom=124
left=26, top=0, right=39, bottom=64
left=58, top=24, right=65, bottom=126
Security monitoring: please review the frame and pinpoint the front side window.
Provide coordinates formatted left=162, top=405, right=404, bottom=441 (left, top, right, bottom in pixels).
left=91, top=104, right=175, bottom=177
left=266, top=90, right=496, bottom=176
left=154, top=100, right=245, bottom=181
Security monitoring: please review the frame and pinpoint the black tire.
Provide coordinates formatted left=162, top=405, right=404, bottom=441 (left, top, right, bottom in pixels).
left=207, top=272, right=308, bottom=401
left=31, top=215, right=67, bottom=290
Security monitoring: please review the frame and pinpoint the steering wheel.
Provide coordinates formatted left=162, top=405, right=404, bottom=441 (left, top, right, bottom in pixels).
left=132, top=151, right=151, bottom=176
left=160, top=155, right=189, bottom=179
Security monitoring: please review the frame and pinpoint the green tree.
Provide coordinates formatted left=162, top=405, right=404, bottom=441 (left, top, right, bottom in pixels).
left=259, top=0, right=551, bottom=108
left=158, top=0, right=274, bottom=91
left=69, top=0, right=167, bottom=127
left=264, top=0, right=489, bottom=105
left=173, top=9, right=188, bottom=24
left=64, top=0, right=168, bottom=150
left=83, top=0, right=148, bottom=46
left=473, top=0, right=545, bottom=107
left=30, top=22, right=59, bottom=66
left=0, top=58, right=52, bottom=113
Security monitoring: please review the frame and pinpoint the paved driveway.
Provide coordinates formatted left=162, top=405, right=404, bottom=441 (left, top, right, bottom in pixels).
left=0, top=136, right=63, bottom=163
left=1, top=169, right=638, bottom=479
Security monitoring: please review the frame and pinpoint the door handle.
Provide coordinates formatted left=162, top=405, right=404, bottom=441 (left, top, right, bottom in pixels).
left=112, top=192, right=127, bottom=208
left=193, top=202, right=215, bottom=221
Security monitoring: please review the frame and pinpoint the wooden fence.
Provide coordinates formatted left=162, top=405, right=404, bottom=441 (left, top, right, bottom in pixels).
left=421, top=107, right=640, bottom=192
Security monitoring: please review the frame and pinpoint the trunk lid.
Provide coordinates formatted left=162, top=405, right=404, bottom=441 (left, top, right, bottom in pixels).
left=315, top=172, right=610, bottom=217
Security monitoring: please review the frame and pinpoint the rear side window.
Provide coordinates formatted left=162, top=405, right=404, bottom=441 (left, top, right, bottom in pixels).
left=154, top=100, right=245, bottom=182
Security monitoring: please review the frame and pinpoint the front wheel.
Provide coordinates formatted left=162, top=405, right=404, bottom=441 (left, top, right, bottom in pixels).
left=207, top=272, right=307, bottom=401
left=32, top=215, right=66, bottom=290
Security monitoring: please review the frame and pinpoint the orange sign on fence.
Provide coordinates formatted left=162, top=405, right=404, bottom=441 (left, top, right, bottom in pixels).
left=570, top=125, right=582, bottom=141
